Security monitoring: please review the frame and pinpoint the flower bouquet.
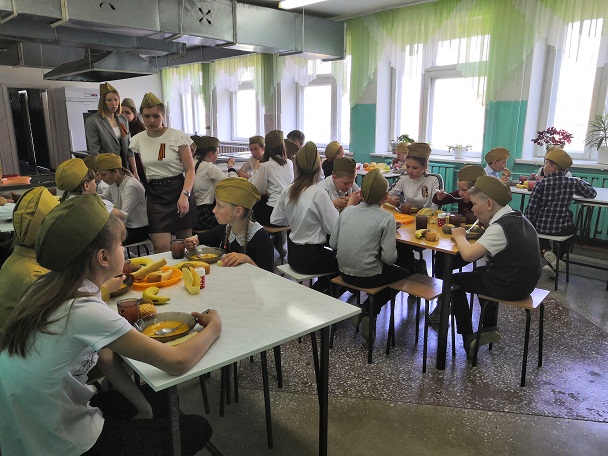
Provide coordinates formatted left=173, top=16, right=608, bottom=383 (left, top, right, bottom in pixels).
left=531, top=127, right=573, bottom=148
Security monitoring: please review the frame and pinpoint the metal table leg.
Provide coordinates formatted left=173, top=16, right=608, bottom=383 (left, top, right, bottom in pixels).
left=169, top=385, right=181, bottom=456
left=319, top=326, right=330, bottom=456
left=436, top=254, right=453, bottom=370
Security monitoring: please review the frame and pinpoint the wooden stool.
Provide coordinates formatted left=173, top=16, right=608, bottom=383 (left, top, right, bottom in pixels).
left=537, top=233, right=573, bottom=290
left=389, top=274, right=457, bottom=373
left=124, top=240, right=150, bottom=258
left=263, top=225, right=290, bottom=264
left=330, top=275, right=388, bottom=364
left=474, top=288, right=550, bottom=386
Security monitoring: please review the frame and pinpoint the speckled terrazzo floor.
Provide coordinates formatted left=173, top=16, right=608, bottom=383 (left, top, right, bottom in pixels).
left=174, top=247, right=608, bottom=455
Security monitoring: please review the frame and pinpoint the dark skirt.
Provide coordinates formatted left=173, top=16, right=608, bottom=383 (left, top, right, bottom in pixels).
left=252, top=199, right=277, bottom=227
left=196, top=203, right=219, bottom=230
left=146, top=174, right=197, bottom=233
left=124, top=225, right=150, bottom=246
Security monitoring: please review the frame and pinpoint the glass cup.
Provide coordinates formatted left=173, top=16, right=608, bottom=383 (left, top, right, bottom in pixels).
left=400, top=203, right=412, bottom=215
left=117, top=298, right=140, bottom=325
left=122, top=259, right=132, bottom=275
left=415, top=215, right=428, bottom=230
left=170, top=239, right=186, bottom=259
left=437, top=212, right=447, bottom=227
left=449, top=214, right=462, bottom=227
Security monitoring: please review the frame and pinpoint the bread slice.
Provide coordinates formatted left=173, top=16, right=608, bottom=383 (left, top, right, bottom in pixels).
left=147, top=268, right=173, bottom=282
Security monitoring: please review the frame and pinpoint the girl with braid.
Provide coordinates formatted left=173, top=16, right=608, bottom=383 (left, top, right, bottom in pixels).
left=185, top=178, right=274, bottom=272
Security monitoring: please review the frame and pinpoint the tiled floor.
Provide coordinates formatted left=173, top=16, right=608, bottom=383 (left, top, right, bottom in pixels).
left=176, top=247, right=608, bottom=455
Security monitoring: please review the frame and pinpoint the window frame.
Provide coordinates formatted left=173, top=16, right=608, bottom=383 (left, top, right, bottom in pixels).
left=230, top=81, right=262, bottom=142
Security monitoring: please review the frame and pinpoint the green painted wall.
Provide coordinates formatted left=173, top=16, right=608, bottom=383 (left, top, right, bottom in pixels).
left=484, top=100, right=527, bottom=172
left=350, top=104, right=376, bottom=163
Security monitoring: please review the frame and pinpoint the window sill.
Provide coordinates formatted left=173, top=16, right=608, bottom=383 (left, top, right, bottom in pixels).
left=516, top=158, right=608, bottom=171
left=370, top=152, right=481, bottom=165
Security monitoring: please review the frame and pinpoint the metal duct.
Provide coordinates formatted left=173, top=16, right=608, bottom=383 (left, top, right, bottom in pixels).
left=43, top=52, right=159, bottom=82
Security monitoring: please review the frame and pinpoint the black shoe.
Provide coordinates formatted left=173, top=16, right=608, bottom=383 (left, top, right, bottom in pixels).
left=361, top=315, right=376, bottom=343
left=427, top=305, right=441, bottom=325
left=464, top=329, right=501, bottom=359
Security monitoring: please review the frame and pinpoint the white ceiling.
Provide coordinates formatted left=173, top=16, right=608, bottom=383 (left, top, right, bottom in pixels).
left=241, top=0, right=434, bottom=20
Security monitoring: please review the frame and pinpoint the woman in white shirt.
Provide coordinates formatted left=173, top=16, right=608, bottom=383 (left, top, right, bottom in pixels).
left=250, top=130, right=294, bottom=226
left=0, top=195, right=221, bottom=456
left=272, top=142, right=359, bottom=293
left=129, top=93, right=197, bottom=253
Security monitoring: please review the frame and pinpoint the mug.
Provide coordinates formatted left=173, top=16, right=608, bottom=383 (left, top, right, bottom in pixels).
left=449, top=214, right=462, bottom=227
left=415, top=215, right=428, bottom=230
left=117, top=298, right=140, bottom=325
left=437, top=212, right=447, bottom=227
left=170, top=239, right=186, bottom=259
left=400, top=203, right=412, bottom=215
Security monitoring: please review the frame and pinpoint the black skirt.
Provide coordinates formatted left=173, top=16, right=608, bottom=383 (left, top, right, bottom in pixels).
left=146, top=174, right=197, bottom=233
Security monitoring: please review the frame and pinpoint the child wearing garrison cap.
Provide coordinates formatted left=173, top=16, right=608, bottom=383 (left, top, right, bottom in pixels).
left=317, top=157, right=361, bottom=211
left=391, top=142, right=408, bottom=172
left=191, top=135, right=237, bottom=230
left=185, top=178, right=274, bottom=272
left=286, top=130, right=305, bottom=149
left=321, top=141, right=345, bottom=178
left=484, top=147, right=511, bottom=183
left=524, top=148, right=596, bottom=276
left=236, top=136, right=266, bottom=179
left=450, top=176, right=541, bottom=357
left=330, top=169, right=411, bottom=342
left=0, top=194, right=220, bottom=455
left=272, top=142, right=358, bottom=293
left=55, top=158, right=114, bottom=213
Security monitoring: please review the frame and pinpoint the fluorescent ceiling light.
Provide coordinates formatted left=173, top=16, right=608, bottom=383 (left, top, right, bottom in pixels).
left=278, top=0, right=329, bottom=10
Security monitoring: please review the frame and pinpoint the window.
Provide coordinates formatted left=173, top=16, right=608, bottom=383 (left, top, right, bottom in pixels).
left=537, top=19, right=608, bottom=159
left=181, top=92, right=206, bottom=136
left=231, top=68, right=262, bottom=140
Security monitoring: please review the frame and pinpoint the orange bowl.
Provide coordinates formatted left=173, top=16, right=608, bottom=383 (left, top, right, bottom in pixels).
left=394, top=213, right=415, bottom=224
left=131, top=266, right=182, bottom=290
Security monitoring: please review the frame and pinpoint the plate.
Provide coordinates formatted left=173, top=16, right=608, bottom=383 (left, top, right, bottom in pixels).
left=134, top=312, right=197, bottom=343
left=109, top=275, right=134, bottom=298
left=187, top=247, right=224, bottom=264
left=465, top=232, right=484, bottom=239
left=394, top=213, right=415, bottom=224
left=131, top=266, right=182, bottom=289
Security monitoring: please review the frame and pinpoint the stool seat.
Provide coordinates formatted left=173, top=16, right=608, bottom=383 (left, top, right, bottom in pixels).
left=389, top=273, right=457, bottom=372
left=473, top=288, right=550, bottom=386
left=263, top=226, right=290, bottom=265
left=277, top=264, right=333, bottom=282
left=537, top=233, right=573, bottom=290
left=536, top=233, right=574, bottom=242
left=330, top=275, right=388, bottom=364
left=263, top=225, right=290, bottom=233
left=124, top=240, right=151, bottom=258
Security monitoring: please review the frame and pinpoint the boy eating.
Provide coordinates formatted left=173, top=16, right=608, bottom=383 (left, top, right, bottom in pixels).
left=236, top=135, right=265, bottom=179
left=484, top=147, right=511, bottom=183
left=317, top=157, right=361, bottom=211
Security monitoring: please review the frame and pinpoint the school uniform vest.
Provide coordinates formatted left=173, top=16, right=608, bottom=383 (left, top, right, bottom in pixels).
left=482, top=211, right=541, bottom=299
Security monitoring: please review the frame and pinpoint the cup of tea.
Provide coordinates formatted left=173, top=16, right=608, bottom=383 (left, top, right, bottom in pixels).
left=415, top=215, right=428, bottom=230
left=117, top=298, right=140, bottom=325
left=465, top=212, right=477, bottom=225
left=449, top=214, right=462, bottom=227
left=527, top=180, right=536, bottom=191
left=122, top=259, right=132, bottom=275
left=170, top=239, right=186, bottom=259
left=400, top=203, right=412, bottom=215
left=519, top=175, right=528, bottom=184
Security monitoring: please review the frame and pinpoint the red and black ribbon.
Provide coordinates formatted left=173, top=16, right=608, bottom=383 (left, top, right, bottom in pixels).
left=158, top=143, right=166, bottom=161
left=119, top=124, right=128, bottom=137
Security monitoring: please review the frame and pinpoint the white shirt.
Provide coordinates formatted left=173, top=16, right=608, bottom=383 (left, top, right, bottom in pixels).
left=389, top=172, right=442, bottom=208
left=316, top=176, right=360, bottom=200
left=194, top=161, right=227, bottom=206
left=0, top=280, right=132, bottom=456
left=239, top=156, right=260, bottom=178
left=100, top=174, right=148, bottom=228
left=484, top=164, right=501, bottom=178
left=249, top=159, right=294, bottom=207
left=476, top=205, right=514, bottom=256
left=271, top=184, right=339, bottom=245
left=129, top=128, right=193, bottom=180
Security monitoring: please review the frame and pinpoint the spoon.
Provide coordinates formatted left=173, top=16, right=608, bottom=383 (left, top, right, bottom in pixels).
left=155, top=317, right=197, bottom=336
left=466, top=219, right=479, bottom=233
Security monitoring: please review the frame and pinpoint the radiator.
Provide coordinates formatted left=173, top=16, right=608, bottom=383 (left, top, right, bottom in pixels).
left=572, top=172, right=608, bottom=241
left=218, top=144, right=249, bottom=155
left=429, top=163, right=456, bottom=193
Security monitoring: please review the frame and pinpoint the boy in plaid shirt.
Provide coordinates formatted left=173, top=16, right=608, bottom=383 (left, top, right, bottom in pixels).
left=524, top=148, right=596, bottom=275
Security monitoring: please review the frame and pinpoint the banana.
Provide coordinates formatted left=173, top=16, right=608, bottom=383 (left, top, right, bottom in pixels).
left=141, top=286, right=171, bottom=304
left=131, top=257, right=154, bottom=267
left=417, top=208, right=434, bottom=216
left=131, top=258, right=167, bottom=281
left=415, top=229, right=429, bottom=239
left=183, top=267, right=201, bottom=295
left=173, top=260, right=211, bottom=274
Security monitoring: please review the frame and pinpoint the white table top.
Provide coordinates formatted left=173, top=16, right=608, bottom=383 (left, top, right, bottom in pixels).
left=356, top=169, right=401, bottom=179
left=110, top=253, right=359, bottom=391
left=0, top=220, right=13, bottom=233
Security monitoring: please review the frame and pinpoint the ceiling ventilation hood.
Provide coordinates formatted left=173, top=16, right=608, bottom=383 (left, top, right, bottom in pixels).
left=43, top=52, right=158, bottom=82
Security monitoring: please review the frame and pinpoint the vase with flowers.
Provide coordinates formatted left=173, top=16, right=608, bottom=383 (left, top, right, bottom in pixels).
left=531, top=126, right=573, bottom=151
left=447, top=144, right=472, bottom=159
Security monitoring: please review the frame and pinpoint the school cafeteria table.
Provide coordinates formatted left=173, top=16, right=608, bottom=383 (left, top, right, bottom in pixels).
left=109, top=252, right=359, bottom=456
left=395, top=220, right=461, bottom=370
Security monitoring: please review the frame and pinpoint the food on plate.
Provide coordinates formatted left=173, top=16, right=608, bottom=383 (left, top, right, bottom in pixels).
left=417, top=208, right=435, bottom=216
left=217, top=260, right=224, bottom=267
left=442, top=225, right=454, bottom=234
left=414, top=229, right=439, bottom=241
left=173, top=260, right=211, bottom=274
left=428, top=216, right=437, bottom=224
left=515, top=183, right=527, bottom=189
left=141, top=286, right=170, bottom=305
left=130, top=258, right=167, bottom=280
left=142, top=320, right=190, bottom=338
left=139, top=303, right=158, bottom=318
left=146, top=268, right=173, bottom=282
left=130, top=257, right=154, bottom=268
left=183, top=266, right=201, bottom=295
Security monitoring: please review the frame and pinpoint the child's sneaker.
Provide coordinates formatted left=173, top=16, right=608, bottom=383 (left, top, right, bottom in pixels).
left=543, top=251, right=565, bottom=276
left=427, top=305, right=441, bottom=325
left=360, top=315, right=376, bottom=343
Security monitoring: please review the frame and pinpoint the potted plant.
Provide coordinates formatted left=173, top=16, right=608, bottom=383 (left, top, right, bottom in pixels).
left=390, top=134, right=416, bottom=153
left=531, top=126, right=573, bottom=150
left=585, top=113, right=608, bottom=164
left=447, top=144, right=472, bottom=159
